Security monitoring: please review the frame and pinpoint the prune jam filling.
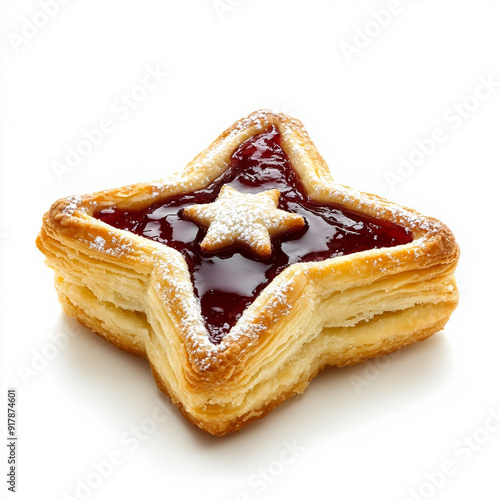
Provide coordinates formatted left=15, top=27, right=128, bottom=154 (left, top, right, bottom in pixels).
left=95, top=127, right=412, bottom=344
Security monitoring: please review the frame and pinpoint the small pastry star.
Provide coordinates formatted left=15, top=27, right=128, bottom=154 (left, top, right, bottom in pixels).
left=183, top=185, right=305, bottom=258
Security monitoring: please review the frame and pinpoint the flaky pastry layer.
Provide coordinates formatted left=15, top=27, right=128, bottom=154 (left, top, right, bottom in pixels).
left=37, top=110, right=459, bottom=436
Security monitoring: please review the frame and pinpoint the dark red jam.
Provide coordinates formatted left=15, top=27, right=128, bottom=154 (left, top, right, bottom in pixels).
left=95, top=127, right=412, bottom=343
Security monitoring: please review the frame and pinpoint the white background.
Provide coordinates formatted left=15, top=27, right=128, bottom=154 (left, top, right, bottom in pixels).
left=1, top=1, right=500, bottom=499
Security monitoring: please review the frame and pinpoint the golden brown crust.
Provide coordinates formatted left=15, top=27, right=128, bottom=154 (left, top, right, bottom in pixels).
left=36, top=110, right=460, bottom=436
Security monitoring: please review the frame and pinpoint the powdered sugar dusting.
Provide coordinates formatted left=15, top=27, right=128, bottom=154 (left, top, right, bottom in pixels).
left=89, top=235, right=106, bottom=251
left=62, top=195, right=83, bottom=216
left=89, top=234, right=133, bottom=257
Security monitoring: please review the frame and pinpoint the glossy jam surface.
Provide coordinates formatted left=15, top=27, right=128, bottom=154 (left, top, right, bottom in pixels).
left=95, top=127, right=412, bottom=343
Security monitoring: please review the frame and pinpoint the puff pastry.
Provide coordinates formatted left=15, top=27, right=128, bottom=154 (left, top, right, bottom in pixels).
left=37, top=110, right=459, bottom=436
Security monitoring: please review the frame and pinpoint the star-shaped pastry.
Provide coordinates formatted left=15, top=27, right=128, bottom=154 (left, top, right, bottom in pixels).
left=37, top=110, right=459, bottom=436
left=183, top=185, right=305, bottom=258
